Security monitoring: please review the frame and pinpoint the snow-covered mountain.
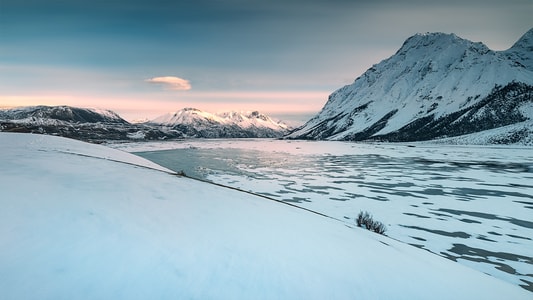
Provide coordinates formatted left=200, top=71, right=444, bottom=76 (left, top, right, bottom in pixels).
left=1, top=132, right=530, bottom=299
left=0, top=106, right=290, bottom=141
left=0, top=105, right=180, bottom=141
left=0, top=105, right=127, bottom=125
left=149, top=108, right=290, bottom=138
left=286, top=28, right=533, bottom=144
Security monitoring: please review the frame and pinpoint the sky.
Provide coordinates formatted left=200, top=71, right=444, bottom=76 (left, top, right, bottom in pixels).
left=1, top=0, right=531, bottom=123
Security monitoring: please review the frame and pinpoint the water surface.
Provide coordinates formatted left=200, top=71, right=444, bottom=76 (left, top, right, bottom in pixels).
left=127, top=139, right=533, bottom=291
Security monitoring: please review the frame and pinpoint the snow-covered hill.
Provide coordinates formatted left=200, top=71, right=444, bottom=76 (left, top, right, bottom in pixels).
left=286, top=28, right=533, bottom=144
left=0, top=132, right=530, bottom=299
left=149, top=108, right=290, bottom=138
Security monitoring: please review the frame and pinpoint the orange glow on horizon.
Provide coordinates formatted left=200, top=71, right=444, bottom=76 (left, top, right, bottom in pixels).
left=0, top=90, right=329, bottom=122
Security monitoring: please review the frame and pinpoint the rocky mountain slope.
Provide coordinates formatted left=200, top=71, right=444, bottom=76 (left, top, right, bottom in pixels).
left=0, top=105, right=289, bottom=141
left=0, top=105, right=176, bottom=142
left=0, top=105, right=127, bottom=124
left=286, top=28, right=533, bottom=144
left=149, top=108, right=290, bottom=138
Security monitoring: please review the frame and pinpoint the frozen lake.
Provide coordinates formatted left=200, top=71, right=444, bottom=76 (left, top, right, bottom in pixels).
left=112, top=139, right=533, bottom=292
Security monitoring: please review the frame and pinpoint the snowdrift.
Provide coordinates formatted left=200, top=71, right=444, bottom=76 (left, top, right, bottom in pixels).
left=0, top=133, right=529, bottom=299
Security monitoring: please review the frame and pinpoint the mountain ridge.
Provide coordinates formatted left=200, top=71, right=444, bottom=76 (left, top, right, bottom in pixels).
left=0, top=105, right=290, bottom=141
left=148, top=108, right=290, bottom=138
left=286, top=29, right=533, bottom=144
left=0, top=105, right=127, bottom=125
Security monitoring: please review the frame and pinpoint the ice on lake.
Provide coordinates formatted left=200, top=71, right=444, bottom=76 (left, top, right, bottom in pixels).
left=112, top=139, right=533, bottom=292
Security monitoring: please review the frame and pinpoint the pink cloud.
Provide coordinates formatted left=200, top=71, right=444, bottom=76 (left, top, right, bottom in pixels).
left=145, top=76, right=191, bottom=91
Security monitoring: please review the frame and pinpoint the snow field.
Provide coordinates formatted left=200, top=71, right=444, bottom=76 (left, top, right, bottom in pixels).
left=1, top=133, right=530, bottom=299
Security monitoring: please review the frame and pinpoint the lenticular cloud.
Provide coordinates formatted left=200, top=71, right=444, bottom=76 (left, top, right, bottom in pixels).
left=146, top=76, right=191, bottom=91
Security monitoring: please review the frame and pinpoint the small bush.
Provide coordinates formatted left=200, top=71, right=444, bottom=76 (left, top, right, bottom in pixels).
left=356, top=211, right=371, bottom=227
left=356, top=211, right=386, bottom=235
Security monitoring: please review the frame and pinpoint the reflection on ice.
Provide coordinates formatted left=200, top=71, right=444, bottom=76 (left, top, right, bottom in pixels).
left=122, top=139, right=533, bottom=292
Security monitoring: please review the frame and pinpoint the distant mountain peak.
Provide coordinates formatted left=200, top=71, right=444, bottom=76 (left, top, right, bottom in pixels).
left=407, top=32, right=460, bottom=44
left=395, top=31, right=489, bottom=57
left=0, top=105, right=128, bottom=124
left=506, top=28, right=533, bottom=70
left=509, top=28, right=533, bottom=51
left=149, top=108, right=289, bottom=138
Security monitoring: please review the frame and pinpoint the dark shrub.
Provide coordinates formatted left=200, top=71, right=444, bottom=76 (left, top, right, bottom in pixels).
left=356, top=211, right=387, bottom=235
